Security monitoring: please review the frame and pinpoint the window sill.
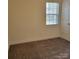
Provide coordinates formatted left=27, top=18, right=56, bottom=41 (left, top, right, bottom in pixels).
left=46, top=23, right=58, bottom=26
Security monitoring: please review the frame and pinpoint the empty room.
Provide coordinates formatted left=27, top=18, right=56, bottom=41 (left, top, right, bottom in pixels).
left=8, top=0, right=70, bottom=59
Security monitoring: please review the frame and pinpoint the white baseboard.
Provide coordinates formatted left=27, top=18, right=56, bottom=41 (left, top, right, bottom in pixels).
left=9, top=36, right=59, bottom=45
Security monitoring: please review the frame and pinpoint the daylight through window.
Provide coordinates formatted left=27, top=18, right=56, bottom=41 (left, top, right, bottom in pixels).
left=46, top=3, right=59, bottom=25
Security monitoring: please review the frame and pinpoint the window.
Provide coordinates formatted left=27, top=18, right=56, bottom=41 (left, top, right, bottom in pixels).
left=46, top=3, right=59, bottom=25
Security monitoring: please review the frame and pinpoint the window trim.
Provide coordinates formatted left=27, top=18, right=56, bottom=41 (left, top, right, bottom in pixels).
left=45, top=2, right=60, bottom=25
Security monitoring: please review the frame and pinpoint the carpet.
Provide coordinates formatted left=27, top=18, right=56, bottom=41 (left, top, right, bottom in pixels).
left=9, top=37, right=70, bottom=59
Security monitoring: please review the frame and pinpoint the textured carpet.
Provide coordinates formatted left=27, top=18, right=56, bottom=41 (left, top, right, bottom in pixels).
left=9, top=38, right=70, bottom=59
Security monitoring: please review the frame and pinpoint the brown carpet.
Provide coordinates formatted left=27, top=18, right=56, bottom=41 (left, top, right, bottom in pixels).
left=9, top=38, right=70, bottom=59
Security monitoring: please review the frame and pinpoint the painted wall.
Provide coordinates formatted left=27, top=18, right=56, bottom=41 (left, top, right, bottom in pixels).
left=8, top=0, right=61, bottom=45
left=61, top=0, right=70, bottom=41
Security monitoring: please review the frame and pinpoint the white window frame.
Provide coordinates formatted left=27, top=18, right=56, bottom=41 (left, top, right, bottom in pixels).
left=46, top=2, right=59, bottom=25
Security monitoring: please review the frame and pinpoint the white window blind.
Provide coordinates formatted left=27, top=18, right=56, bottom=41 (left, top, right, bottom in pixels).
left=46, top=3, right=59, bottom=25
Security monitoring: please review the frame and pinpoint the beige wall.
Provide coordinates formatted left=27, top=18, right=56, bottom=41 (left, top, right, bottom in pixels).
left=9, top=0, right=61, bottom=45
left=61, top=0, right=70, bottom=41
